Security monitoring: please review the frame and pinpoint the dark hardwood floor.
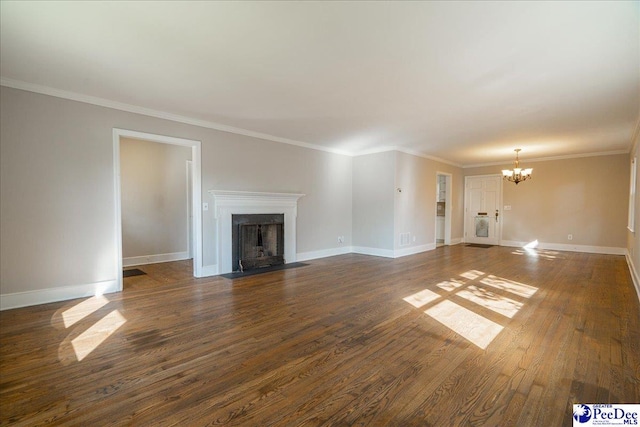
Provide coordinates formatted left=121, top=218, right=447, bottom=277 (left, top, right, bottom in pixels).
left=1, top=246, right=639, bottom=426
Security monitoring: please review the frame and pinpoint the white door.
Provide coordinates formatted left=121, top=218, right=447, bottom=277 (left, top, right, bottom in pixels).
left=464, top=175, right=502, bottom=245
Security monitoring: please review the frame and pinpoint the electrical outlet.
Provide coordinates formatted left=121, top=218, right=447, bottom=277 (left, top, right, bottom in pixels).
left=567, top=234, right=573, bottom=240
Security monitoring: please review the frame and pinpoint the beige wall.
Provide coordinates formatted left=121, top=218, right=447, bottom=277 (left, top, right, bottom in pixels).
left=352, top=152, right=396, bottom=251
left=627, top=124, right=640, bottom=299
left=120, top=138, right=191, bottom=259
left=465, top=154, right=629, bottom=249
left=0, top=87, right=352, bottom=299
left=201, top=130, right=354, bottom=260
left=1, top=85, right=634, bottom=308
left=394, top=152, right=464, bottom=249
left=352, top=150, right=465, bottom=254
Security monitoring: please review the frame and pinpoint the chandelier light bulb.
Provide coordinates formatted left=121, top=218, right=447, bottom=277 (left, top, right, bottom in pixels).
left=502, top=149, right=533, bottom=185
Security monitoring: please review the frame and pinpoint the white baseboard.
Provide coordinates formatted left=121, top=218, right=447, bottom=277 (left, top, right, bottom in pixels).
left=123, top=251, right=189, bottom=267
left=625, top=251, right=640, bottom=303
left=351, top=244, right=439, bottom=259
left=0, top=279, right=119, bottom=311
left=500, top=240, right=626, bottom=255
left=296, top=246, right=353, bottom=262
left=4, top=242, right=634, bottom=310
left=352, top=246, right=396, bottom=258
left=199, top=264, right=218, bottom=277
left=450, top=237, right=464, bottom=245
left=393, top=243, right=436, bottom=258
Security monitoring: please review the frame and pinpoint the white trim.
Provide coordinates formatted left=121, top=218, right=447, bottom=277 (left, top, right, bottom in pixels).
left=113, top=132, right=123, bottom=293
left=186, top=160, right=194, bottom=259
left=352, top=246, right=396, bottom=258
left=354, top=146, right=461, bottom=167
left=1, top=78, right=351, bottom=157
left=629, top=157, right=636, bottom=232
left=0, top=279, right=118, bottom=311
left=209, top=190, right=305, bottom=274
left=393, top=243, right=436, bottom=258
left=201, top=264, right=218, bottom=277
left=450, top=237, right=464, bottom=245
left=464, top=150, right=629, bottom=168
left=351, top=244, right=435, bottom=259
left=209, top=190, right=306, bottom=205
left=297, top=246, right=353, bottom=262
left=2, top=78, right=631, bottom=168
left=625, top=251, right=640, bottom=303
left=114, top=129, right=204, bottom=290
left=436, top=172, right=453, bottom=245
left=123, top=251, right=190, bottom=267
left=501, top=240, right=626, bottom=255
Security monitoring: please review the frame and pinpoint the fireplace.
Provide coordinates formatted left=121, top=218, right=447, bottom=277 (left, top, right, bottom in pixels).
left=232, top=214, right=284, bottom=272
left=208, top=190, right=304, bottom=275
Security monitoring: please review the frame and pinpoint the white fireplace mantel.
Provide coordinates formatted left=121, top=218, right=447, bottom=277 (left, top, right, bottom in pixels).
left=209, top=190, right=305, bottom=274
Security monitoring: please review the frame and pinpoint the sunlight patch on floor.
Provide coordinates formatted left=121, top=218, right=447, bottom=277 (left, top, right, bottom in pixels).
left=459, top=270, right=485, bottom=280
left=456, top=285, right=523, bottom=318
left=402, top=268, right=539, bottom=349
left=436, top=278, right=466, bottom=292
left=511, top=241, right=560, bottom=260
left=403, top=288, right=441, bottom=308
left=61, top=295, right=109, bottom=328
left=425, top=300, right=503, bottom=350
left=480, top=275, right=538, bottom=298
left=71, top=310, right=126, bottom=361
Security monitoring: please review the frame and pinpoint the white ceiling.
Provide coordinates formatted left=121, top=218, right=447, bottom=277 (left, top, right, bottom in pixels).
left=1, top=1, right=638, bottom=166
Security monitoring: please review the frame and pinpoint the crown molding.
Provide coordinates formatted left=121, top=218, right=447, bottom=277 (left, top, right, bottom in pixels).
left=353, top=145, right=462, bottom=167
left=395, top=147, right=462, bottom=167
left=0, top=77, right=352, bottom=157
left=2, top=77, right=633, bottom=168
left=463, top=150, right=630, bottom=168
left=0, top=77, right=461, bottom=166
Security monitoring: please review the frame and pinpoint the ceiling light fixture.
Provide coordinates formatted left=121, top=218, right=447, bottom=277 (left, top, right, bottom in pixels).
left=502, top=149, right=533, bottom=185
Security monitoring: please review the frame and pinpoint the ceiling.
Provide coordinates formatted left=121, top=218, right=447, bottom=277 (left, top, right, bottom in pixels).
left=1, top=1, right=638, bottom=166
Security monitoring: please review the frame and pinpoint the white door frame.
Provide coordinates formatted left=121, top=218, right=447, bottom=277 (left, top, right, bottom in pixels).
left=113, top=129, right=203, bottom=292
left=463, top=174, right=503, bottom=245
left=186, top=160, right=194, bottom=260
left=436, top=172, right=453, bottom=245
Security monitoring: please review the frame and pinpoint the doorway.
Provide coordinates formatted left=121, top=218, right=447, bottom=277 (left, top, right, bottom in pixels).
left=435, top=172, right=452, bottom=247
left=113, top=129, right=202, bottom=293
left=186, top=160, right=194, bottom=259
left=464, top=175, right=502, bottom=245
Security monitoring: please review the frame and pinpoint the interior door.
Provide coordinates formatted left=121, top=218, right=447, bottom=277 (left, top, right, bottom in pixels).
left=464, top=175, right=502, bottom=245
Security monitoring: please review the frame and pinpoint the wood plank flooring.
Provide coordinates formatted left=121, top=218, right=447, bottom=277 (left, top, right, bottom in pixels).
left=1, top=246, right=639, bottom=426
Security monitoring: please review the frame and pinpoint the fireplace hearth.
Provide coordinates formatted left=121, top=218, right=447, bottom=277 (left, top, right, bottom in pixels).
left=232, top=214, right=285, bottom=272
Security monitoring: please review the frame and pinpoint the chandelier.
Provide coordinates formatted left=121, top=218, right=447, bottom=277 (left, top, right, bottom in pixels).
left=502, top=149, right=533, bottom=185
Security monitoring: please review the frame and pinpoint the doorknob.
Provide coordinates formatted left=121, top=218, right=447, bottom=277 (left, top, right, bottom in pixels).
left=495, top=209, right=499, bottom=222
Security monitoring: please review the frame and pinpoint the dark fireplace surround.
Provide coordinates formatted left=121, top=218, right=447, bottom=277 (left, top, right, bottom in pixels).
left=232, top=214, right=285, bottom=272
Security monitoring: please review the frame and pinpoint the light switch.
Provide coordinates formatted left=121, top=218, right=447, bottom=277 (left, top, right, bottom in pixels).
left=203, top=203, right=209, bottom=211
left=504, top=205, right=512, bottom=210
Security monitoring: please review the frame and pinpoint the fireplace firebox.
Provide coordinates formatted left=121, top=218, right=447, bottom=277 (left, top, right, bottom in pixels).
left=232, top=214, right=285, bottom=272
